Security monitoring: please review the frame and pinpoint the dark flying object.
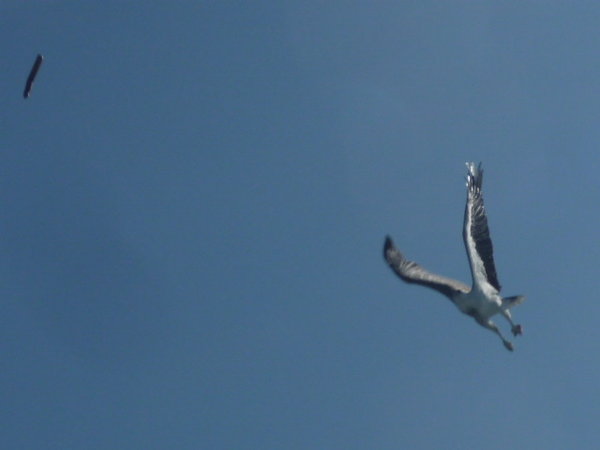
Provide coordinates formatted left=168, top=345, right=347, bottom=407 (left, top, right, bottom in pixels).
left=23, top=54, right=44, bottom=99
left=383, top=163, right=526, bottom=351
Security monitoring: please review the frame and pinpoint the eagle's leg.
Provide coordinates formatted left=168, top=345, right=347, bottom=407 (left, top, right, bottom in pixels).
left=476, top=317, right=514, bottom=352
left=500, top=309, right=523, bottom=336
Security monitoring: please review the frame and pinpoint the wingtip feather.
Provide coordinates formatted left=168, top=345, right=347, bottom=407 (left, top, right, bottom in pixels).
left=465, top=161, right=483, bottom=191
left=383, top=235, right=394, bottom=259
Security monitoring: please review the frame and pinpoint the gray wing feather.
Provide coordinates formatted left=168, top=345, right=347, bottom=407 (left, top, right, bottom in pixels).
left=463, top=162, right=501, bottom=291
left=23, top=54, right=43, bottom=99
left=383, top=236, right=469, bottom=300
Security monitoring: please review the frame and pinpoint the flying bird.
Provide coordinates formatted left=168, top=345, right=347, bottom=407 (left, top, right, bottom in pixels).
left=23, top=54, right=44, bottom=99
left=383, top=162, right=525, bottom=351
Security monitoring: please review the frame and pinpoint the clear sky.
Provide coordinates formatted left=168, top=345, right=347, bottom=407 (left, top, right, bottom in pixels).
left=2, top=2, right=600, bottom=449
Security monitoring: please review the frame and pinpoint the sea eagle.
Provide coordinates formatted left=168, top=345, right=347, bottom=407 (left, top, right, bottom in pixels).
left=383, top=162, right=525, bottom=351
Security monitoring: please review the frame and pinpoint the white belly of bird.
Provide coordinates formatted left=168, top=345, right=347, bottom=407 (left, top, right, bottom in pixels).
left=454, top=287, right=502, bottom=319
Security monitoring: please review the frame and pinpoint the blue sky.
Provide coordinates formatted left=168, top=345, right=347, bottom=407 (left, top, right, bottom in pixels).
left=2, top=1, right=600, bottom=448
